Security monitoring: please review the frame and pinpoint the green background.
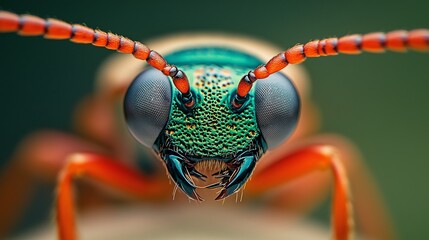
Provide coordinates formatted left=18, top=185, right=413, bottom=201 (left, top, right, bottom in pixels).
left=0, top=0, right=428, bottom=239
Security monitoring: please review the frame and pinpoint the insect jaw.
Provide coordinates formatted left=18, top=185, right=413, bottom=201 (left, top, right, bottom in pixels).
left=160, top=149, right=260, bottom=201
left=208, top=152, right=258, bottom=200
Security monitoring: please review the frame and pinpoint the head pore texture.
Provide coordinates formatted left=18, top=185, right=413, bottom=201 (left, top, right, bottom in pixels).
left=158, top=47, right=263, bottom=160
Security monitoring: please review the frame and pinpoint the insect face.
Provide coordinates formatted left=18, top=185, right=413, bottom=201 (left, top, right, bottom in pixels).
left=124, top=47, right=300, bottom=200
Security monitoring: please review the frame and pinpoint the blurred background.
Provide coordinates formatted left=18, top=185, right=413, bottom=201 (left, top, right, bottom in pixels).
left=0, top=0, right=428, bottom=239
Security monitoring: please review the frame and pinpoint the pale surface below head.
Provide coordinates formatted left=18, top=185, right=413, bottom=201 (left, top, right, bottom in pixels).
left=14, top=205, right=330, bottom=240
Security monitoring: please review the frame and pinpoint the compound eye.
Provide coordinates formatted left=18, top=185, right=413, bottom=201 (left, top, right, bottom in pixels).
left=124, top=67, right=172, bottom=148
left=254, top=72, right=300, bottom=149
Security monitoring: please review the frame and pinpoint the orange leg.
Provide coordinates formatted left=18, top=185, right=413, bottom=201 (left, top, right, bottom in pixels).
left=0, top=131, right=107, bottom=237
left=56, top=153, right=169, bottom=240
left=246, top=144, right=352, bottom=240
left=253, top=135, right=395, bottom=240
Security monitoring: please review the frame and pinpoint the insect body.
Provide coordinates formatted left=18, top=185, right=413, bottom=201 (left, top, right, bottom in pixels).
left=0, top=10, right=428, bottom=240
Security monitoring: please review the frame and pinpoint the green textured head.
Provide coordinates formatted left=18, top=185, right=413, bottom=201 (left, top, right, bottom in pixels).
left=124, top=47, right=300, bottom=200
left=163, top=64, right=262, bottom=159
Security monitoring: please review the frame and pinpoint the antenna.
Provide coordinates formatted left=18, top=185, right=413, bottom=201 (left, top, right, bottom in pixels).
left=233, top=29, right=429, bottom=107
left=0, top=11, right=195, bottom=108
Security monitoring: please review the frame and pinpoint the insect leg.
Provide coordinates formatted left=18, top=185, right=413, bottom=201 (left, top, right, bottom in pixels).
left=251, top=135, right=396, bottom=240
left=0, top=131, right=106, bottom=237
left=246, top=144, right=353, bottom=240
left=56, top=153, right=169, bottom=240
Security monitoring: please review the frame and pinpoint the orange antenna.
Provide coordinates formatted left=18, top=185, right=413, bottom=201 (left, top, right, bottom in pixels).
left=233, top=29, right=429, bottom=107
left=0, top=11, right=194, bottom=108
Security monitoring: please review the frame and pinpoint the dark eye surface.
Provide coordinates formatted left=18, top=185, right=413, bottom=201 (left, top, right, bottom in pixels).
left=254, top=72, right=300, bottom=149
left=124, top=67, right=172, bottom=148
